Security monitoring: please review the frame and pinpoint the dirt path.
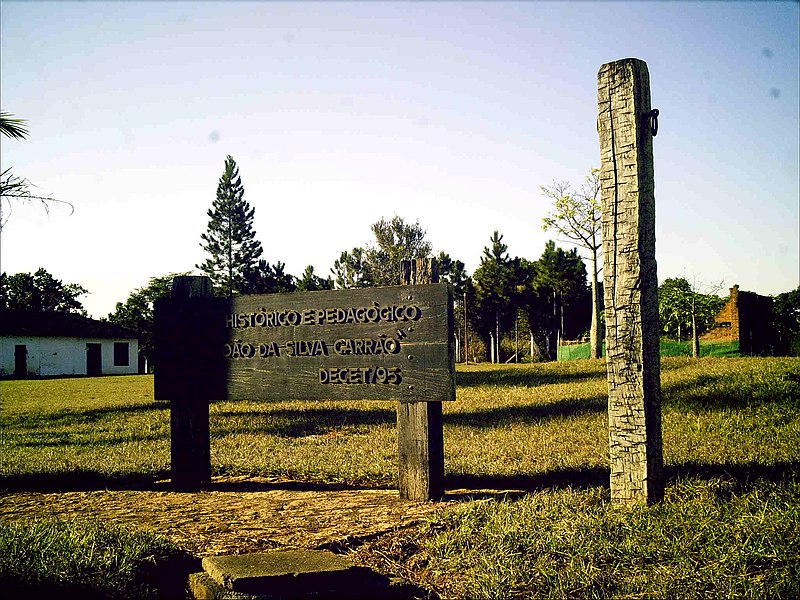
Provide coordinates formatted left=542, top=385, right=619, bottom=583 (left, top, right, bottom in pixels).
left=0, top=476, right=443, bottom=557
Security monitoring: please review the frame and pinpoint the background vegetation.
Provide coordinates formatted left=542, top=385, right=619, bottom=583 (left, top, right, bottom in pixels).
left=558, top=340, right=742, bottom=360
left=3, top=149, right=799, bottom=364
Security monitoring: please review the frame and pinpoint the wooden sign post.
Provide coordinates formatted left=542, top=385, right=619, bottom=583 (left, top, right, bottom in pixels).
left=597, top=58, right=664, bottom=505
left=398, top=258, right=447, bottom=501
left=155, top=270, right=454, bottom=497
left=158, top=276, right=219, bottom=491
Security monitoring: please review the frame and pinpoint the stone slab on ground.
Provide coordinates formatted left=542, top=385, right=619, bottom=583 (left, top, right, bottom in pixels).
left=191, top=550, right=421, bottom=599
left=204, top=550, right=359, bottom=593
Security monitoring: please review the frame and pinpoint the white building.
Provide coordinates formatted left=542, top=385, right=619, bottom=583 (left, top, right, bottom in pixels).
left=0, top=310, right=139, bottom=378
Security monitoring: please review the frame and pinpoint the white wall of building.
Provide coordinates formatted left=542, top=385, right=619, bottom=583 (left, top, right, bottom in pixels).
left=0, top=336, right=139, bottom=377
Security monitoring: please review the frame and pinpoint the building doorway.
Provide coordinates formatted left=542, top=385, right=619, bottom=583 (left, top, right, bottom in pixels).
left=86, top=343, right=102, bottom=376
left=14, top=345, right=27, bottom=377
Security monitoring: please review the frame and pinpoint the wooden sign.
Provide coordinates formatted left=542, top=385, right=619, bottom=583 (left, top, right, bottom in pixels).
left=155, top=283, right=454, bottom=402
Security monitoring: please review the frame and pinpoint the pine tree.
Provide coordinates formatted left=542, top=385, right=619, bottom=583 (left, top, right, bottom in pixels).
left=332, top=248, right=371, bottom=289
left=197, top=156, right=263, bottom=295
left=297, top=265, right=333, bottom=291
left=472, top=231, right=521, bottom=362
left=242, top=260, right=297, bottom=294
left=533, top=240, right=590, bottom=357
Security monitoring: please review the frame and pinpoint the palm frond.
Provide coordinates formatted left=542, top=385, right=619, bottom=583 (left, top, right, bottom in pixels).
left=0, top=112, right=30, bottom=139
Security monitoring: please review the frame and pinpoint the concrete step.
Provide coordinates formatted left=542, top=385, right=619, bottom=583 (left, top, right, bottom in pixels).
left=188, top=550, right=430, bottom=600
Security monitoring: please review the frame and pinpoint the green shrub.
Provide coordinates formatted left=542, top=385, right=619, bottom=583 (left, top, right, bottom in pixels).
left=0, top=518, right=179, bottom=599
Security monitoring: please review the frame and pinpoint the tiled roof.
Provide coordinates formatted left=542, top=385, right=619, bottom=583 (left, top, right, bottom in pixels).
left=0, top=310, right=137, bottom=339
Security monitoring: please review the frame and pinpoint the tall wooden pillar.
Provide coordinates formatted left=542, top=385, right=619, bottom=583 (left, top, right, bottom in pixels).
left=397, top=258, right=445, bottom=501
left=597, top=58, right=663, bottom=504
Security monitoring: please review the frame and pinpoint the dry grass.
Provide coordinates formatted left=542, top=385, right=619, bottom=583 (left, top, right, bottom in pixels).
left=2, top=357, right=799, bottom=598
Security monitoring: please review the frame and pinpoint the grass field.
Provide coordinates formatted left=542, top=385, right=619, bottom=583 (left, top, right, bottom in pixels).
left=2, top=357, right=799, bottom=598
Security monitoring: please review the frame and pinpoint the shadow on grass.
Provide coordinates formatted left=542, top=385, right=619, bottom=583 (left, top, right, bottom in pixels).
left=2, top=402, right=168, bottom=430
left=212, top=406, right=397, bottom=438
left=666, top=461, right=800, bottom=491
left=211, top=396, right=609, bottom=439
left=13, top=431, right=168, bottom=449
left=0, top=470, right=170, bottom=493
left=210, top=479, right=389, bottom=492
left=3, top=461, right=798, bottom=498
left=0, top=470, right=382, bottom=494
left=456, top=367, right=605, bottom=388
left=444, top=395, right=607, bottom=427
left=444, top=461, right=800, bottom=501
left=445, top=466, right=609, bottom=501
left=140, top=550, right=203, bottom=600
left=662, top=371, right=799, bottom=410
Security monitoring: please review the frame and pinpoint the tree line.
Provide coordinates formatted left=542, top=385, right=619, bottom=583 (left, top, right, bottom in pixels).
left=189, top=155, right=597, bottom=364
left=2, top=152, right=798, bottom=366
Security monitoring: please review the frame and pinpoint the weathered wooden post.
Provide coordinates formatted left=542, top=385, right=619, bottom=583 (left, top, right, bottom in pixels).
left=597, top=58, right=664, bottom=504
left=398, top=258, right=445, bottom=501
left=155, top=275, right=219, bottom=492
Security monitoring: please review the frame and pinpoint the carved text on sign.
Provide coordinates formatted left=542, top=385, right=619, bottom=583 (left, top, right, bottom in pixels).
left=223, top=337, right=403, bottom=360
left=155, top=284, right=453, bottom=402
left=222, top=299, right=417, bottom=389
left=319, top=366, right=403, bottom=385
left=225, top=303, right=422, bottom=329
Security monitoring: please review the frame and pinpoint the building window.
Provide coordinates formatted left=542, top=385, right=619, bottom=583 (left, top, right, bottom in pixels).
left=114, top=342, right=130, bottom=367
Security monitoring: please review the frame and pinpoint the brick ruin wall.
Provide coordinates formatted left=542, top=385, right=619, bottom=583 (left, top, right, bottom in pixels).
left=701, top=285, right=774, bottom=354
left=701, top=286, right=740, bottom=343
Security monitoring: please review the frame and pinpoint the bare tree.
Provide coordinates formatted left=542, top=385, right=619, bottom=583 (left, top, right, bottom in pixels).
left=541, top=169, right=602, bottom=358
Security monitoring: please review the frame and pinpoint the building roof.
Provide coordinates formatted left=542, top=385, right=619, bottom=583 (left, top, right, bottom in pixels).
left=0, top=310, right=137, bottom=339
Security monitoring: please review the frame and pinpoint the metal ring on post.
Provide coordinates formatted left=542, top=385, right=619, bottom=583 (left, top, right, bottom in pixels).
left=648, top=109, right=659, bottom=137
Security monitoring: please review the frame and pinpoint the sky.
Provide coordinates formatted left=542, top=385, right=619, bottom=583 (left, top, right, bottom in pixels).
left=1, top=1, right=798, bottom=319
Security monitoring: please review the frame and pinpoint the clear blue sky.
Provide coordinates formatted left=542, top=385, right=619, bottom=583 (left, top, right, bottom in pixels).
left=1, top=1, right=797, bottom=318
